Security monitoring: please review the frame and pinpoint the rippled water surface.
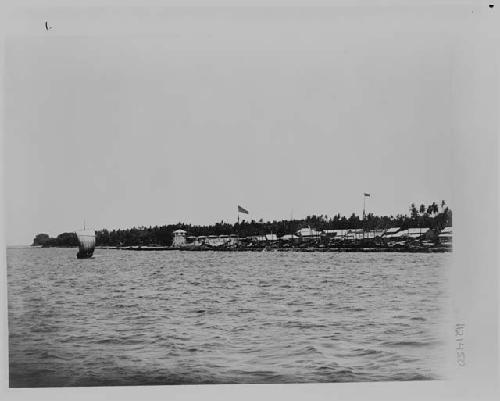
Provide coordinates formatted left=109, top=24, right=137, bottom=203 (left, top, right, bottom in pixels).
left=7, top=248, right=450, bottom=387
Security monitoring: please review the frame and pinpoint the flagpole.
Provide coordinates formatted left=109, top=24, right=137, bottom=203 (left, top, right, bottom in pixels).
left=362, top=195, right=365, bottom=240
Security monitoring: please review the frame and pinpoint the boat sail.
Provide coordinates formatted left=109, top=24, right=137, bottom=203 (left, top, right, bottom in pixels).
left=76, top=229, right=96, bottom=259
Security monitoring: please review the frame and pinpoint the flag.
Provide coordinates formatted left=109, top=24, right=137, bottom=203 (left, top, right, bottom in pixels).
left=238, top=205, right=249, bottom=214
left=364, top=193, right=371, bottom=197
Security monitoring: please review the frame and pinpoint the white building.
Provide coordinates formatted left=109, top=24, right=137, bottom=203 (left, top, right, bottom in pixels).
left=296, top=227, right=322, bottom=239
left=322, top=229, right=347, bottom=239
left=383, top=227, right=430, bottom=240
left=382, top=227, right=402, bottom=239
left=438, top=227, right=452, bottom=243
left=200, top=234, right=240, bottom=247
left=363, top=229, right=386, bottom=239
left=206, top=235, right=220, bottom=246
left=252, top=234, right=278, bottom=242
left=193, top=236, right=207, bottom=246
left=280, top=234, right=299, bottom=241
left=227, top=234, right=240, bottom=246
left=172, top=229, right=187, bottom=247
left=406, top=227, right=430, bottom=239
left=344, top=229, right=364, bottom=240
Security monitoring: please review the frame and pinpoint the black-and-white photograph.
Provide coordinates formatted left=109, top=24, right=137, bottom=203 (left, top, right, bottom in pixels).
left=1, top=1, right=498, bottom=397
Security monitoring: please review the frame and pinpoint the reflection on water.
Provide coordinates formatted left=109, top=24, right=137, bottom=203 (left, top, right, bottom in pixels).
left=7, top=248, right=450, bottom=387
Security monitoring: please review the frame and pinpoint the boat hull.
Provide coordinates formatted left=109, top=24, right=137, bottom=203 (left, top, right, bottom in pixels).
left=77, top=249, right=94, bottom=259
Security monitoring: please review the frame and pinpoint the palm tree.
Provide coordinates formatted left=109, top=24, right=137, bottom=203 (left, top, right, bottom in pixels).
left=410, top=203, right=418, bottom=219
left=418, top=204, right=426, bottom=236
left=432, top=202, right=439, bottom=215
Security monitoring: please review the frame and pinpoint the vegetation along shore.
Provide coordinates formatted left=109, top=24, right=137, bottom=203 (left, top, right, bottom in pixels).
left=33, top=201, right=452, bottom=252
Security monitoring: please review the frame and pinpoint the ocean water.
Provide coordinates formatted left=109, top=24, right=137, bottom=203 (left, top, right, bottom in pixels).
left=7, top=247, right=451, bottom=387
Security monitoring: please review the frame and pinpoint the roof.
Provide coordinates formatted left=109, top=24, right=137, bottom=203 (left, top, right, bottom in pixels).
left=439, top=233, right=452, bottom=239
left=173, top=229, right=187, bottom=234
left=363, top=230, right=385, bottom=238
left=252, top=234, right=278, bottom=241
left=281, top=234, right=299, bottom=240
left=384, top=227, right=400, bottom=234
left=385, top=231, right=407, bottom=239
left=382, top=228, right=429, bottom=239
left=407, top=228, right=430, bottom=235
left=407, top=233, right=424, bottom=238
left=347, top=233, right=365, bottom=239
left=322, top=229, right=346, bottom=236
left=296, top=228, right=321, bottom=237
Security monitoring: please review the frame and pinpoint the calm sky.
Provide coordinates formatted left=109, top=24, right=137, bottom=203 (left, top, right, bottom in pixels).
left=4, top=7, right=457, bottom=245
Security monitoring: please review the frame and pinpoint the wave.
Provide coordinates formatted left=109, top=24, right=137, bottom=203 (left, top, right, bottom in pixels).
left=8, top=248, right=448, bottom=387
left=351, top=348, right=384, bottom=356
left=382, top=340, right=438, bottom=347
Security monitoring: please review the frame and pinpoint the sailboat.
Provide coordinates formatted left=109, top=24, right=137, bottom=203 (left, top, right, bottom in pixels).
left=76, top=222, right=96, bottom=259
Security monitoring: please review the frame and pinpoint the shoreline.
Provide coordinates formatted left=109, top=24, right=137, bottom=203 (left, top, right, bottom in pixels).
left=28, top=245, right=452, bottom=253
left=117, top=246, right=451, bottom=253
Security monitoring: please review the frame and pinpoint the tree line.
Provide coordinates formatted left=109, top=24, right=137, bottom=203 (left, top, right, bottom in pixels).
left=33, top=201, right=452, bottom=247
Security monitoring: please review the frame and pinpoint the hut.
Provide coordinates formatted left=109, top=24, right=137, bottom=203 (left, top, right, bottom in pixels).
left=344, top=229, right=364, bottom=240
left=228, top=234, right=240, bottom=246
left=265, top=234, right=278, bottom=241
left=194, top=236, right=207, bottom=246
left=366, top=229, right=385, bottom=238
left=252, top=234, right=278, bottom=242
left=206, top=235, right=220, bottom=246
left=382, top=227, right=401, bottom=239
left=280, top=234, right=299, bottom=241
left=386, top=230, right=408, bottom=240
left=219, top=234, right=230, bottom=246
left=438, top=227, right=452, bottom=243
left=407, top=227, right=430, bottom=239
left=322, top=229, right=347, bottom=239
left=296, top=227, right=322, bottom=240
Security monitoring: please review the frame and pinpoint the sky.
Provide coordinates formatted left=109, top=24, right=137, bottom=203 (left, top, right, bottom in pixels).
left=4, top=6, right=458, bottom=245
